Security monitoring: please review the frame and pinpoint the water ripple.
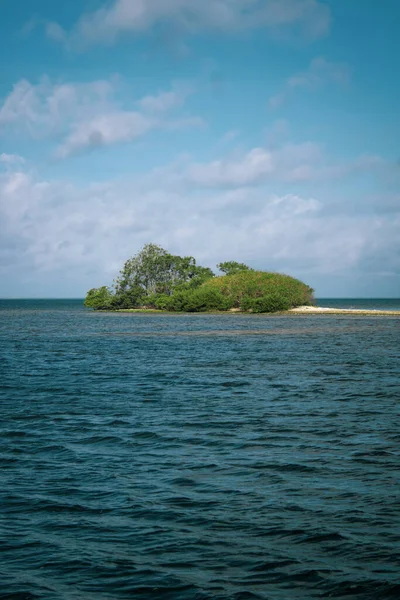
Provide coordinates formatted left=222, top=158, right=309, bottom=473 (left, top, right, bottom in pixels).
left=1, top=301, right=399, bottom=599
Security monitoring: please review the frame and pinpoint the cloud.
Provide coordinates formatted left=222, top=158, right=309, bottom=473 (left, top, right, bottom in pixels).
left=56, top=111, right=157, bottom=158
left=0, top=77, right=114, bottom=134
left=52, top=0, right=330, bottom=48
left=186, top=148, right=274, bottom=186
left=1, top=157, right=398, bottom=298
left=159, top=142, right=385, bottom=189
left=269, top=56, right=350, bottom=108
left=221, top=130, right=240, bottom=143
left=0, top=153, right=25, bottom=168
left=138, top=84, right=192, bottom=112
left=46, top=21, right=67, bottom=43
left=0, top=77, right=200, bottom=158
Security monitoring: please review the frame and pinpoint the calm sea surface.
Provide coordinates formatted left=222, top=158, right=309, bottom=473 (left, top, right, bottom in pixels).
left=1, top=300, right=399, bottom=600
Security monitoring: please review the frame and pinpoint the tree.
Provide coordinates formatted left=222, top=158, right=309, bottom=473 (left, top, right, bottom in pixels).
left=115, top=244, right=173, bottom=296
left=175, top=265, right=215, bottom=290
left=84, top=286, right=114, bottom=310
left=217, top=261, right=252, bottom=276
left=114, top=243, right=215, bottom=303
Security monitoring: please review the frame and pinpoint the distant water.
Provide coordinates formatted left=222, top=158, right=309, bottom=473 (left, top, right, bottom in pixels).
left=1, top=300, right=399, bottom=600
left=317, top=298, right=400, bottom=310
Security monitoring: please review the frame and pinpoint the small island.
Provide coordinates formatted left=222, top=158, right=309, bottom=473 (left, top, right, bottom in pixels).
left=84, top=243, right=314, bottom=313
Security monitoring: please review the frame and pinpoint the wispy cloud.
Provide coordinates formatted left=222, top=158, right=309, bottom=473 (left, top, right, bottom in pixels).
left=158, top=142, right=384, bottom=188
left=49, top=0, right=331, bottom=48
left=0, top=153, right=25, bottom=169
left=186, top=148, right=275, bottom=187
left=0, top=77, right=114, bottom=134
left=0, top=77, right=201, bottom=158
left=56, top=112, right=157, bottom=158
left=269, top=56, right=350, bottom=108
left=138, top=84, right=192, bottom=112
left=46, top=21, right=67, bottom=43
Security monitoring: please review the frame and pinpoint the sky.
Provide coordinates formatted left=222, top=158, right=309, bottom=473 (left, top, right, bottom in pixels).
left=0, top=0, right=399, bottom=298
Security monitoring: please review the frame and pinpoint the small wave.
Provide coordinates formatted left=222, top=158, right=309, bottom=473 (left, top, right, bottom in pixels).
left=300, top=531, right=347, bottom=544
left=1, top=305, right=399, bottom=600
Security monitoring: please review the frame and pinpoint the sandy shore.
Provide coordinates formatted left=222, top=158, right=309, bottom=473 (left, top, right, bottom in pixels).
left=290, top=306, right=400, bottom=316
left=115, top=306, right=400, bottom=316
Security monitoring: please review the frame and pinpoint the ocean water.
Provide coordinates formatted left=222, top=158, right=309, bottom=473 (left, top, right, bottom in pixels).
left=317, top=299, right=400, bottom=311
left=1, top=300, right=399, bottom=600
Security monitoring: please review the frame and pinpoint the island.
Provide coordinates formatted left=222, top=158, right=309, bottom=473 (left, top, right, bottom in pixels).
left=84, top=243, right=314, bottom=313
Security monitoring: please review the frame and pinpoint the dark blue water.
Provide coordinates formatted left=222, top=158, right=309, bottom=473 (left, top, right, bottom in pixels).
left=1, top=300, right=399, bottom=600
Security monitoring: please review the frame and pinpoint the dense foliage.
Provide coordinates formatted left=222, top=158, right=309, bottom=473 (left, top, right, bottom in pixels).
left=201, top=271, right=314, bottom=311
left=84, top=286, right=114, bottom=310
left=85, top=244, right=314, bottom=313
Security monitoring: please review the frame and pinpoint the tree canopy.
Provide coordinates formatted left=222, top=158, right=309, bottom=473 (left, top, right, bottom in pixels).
left=84, top=286, right=114, bottom=310
left=84, top=244, right=314, bottom=313
left=217, top=261, right=252, bottom=276
left=115, top=244, right=213, bottom=296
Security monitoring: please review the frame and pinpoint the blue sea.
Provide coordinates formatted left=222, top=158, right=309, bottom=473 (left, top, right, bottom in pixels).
left=1, top=299, right=399, bottom=600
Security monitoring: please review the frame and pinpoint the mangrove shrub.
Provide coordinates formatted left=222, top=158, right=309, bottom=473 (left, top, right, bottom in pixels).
left=84, top=244, right=314, bottom=313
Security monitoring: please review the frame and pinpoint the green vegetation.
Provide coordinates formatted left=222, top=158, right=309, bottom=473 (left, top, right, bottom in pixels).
left=201, top=271, right=313, bottom=311
left=85, top=243, right=314, bottom=313
left=216, top=261, right=252, bottom=276
left=84, top=286, right=114, bottom=310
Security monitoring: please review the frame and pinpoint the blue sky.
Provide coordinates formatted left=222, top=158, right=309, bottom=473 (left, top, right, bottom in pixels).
left=0, top=0, right=399, bottom=298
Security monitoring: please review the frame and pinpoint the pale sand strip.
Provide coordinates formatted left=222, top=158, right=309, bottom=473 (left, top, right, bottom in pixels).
left=290, top=306, right=400, bottom=315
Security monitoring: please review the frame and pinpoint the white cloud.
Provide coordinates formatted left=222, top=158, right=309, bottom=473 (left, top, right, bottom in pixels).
left=0, top=77, right=200, bottom=158
left=0, top=153, right=25, bottom=168
left=54, top=0, right=330, bottom=47
left=162, top=142, right=384, bottom=188
left=56, top=111, right=157, bottom=158
left=269, top=56, right=350, bottom=108
left=57, top=113, right=205, bottom=159
left=187, top=148, right=274, bottom=186
left=1, top=158, right=398, bottom=297
left=138, top=84, right=192, bottom=112
left=0, top=77, right=114, bottom=134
